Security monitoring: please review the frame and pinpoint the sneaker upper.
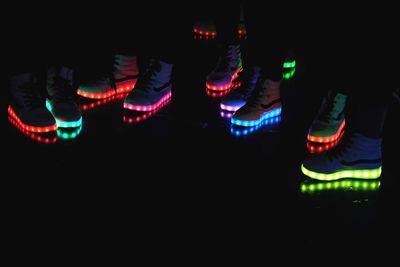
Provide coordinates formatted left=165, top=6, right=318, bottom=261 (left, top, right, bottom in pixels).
left=47, top=67, right=81, bottom=122
left=79, top=54, right=139, bottom=94
left=221, top=66, right=260, bottom=109
left=206, top=45, right=242, bottom=87
left=9, top=73, right=56, bottom=127
left=124, top=60, right=172, bottom=106
left=309, top=92, right=347, bottom=137
left=232, top=79, right=281, bottom=122
left=303, top=132, right=382, bottom=174
left=113, top=55, right=139, bottom=82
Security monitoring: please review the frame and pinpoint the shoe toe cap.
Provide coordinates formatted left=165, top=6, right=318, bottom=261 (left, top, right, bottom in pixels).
left=52, top=104, right=82, bottom=122
left=23, top=108, right=56, bottom=127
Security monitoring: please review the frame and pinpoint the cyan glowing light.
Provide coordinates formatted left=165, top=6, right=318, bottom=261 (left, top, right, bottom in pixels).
left=283, top=60, right=296, bottom=69
left=230, top=116, right=281, bottom=136
left=57, top=125, right=82, bottom=140
left=301, top=164, right=382, bottom=181
left=46, top=100, right=83, bottom=128
left=300, top=179, right=381, bottom=193
left=231, top=106, right=282, bottom=127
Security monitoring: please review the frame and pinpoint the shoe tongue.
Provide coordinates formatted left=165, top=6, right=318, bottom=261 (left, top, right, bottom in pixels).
left=10, top=73, right=34, bottom=88
left=58, top=67, right=73, bottom=81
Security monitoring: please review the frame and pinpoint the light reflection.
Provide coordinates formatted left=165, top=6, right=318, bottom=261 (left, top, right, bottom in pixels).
left=8, top=116, right=57, bottom=144
left=81, top=93, right=128, bottom=111
left=123, top=96, right=171, bottom=124
left=57, top=125, right=83, bottom=140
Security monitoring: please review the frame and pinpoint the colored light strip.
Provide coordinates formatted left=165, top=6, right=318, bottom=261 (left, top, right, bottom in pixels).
left=46, top=100, right=83, bottom=128
left=7, top=106, right=58, bottom=133
left=231, top=116, right=281, bottom=136
left=220, top=103, right=242, bottom=112
left=123, top=90, right=172, bottom=112
left=300, top=179, right=381, bottom=193
left=193, top=27, right=247, bottom=37
left=301, top=164, right=382, bottom=181
left=8, top=116, right=57, bottom=144
left=283, top=60, right=296, bottom=69
left=308, top=119, right=346, bottom=143
left=193, top=35, right=216, bottom=40
left=220, top=110, right=235, bottom=119
left=77, top=81, right=136, bottom=99
left=282, top=68, right=296, bottom=80
left=123, top=97, right=170, bottom=124
left=206, top=67, right=243, bottom=91
left=57, top=125, right=82, bottom=140
left=206, top=89, right=231, bottom=98
left=307, top=131, right=344, bottom=154
left=81, top=93, right=128, bottom=111
left=231, top=106, right=282, bottom=127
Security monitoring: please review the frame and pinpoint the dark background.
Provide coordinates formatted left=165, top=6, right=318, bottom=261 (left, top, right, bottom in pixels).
left=2, top=2, right=399, bottom=251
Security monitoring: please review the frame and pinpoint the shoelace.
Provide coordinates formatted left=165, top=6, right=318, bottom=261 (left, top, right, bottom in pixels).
left=17, top=83, right=43, bottom=110
left=246, top=80, right=271, bottom=108
left=214, top=47, right=237, bottom=72
left=135, top=60, right=160, bottom=93
left=328, top=133, right=354, bottom=161
left=320, top=94, right=341, bottom=122
left=52, top=77, right=74, bottom=104
left=237, top=70, right=260, bottom=98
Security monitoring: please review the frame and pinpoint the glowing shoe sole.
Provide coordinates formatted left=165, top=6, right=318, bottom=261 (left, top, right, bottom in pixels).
left=123, top=90, right=172, bottom=112
left=231, top=106, right=282, bottom=127
left=301, top=164, right=382, bottom=181
left=7, top=106, right=57, bottom=133
left=206, top=67, right=243, bottom=91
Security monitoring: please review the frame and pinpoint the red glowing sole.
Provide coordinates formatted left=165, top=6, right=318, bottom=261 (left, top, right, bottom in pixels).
left=206, top=67, right=243, bottom=91
left=8, top=106, right=57, bottom=133
left=307, top=120, right=346, bottom=143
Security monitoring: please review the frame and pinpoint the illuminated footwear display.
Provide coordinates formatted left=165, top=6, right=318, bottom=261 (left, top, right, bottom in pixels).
left=8, top=115, right=57, bottom=144
left=81, top=93, right=128, bottom=111
left=193, top=21, right=247, bottom=39
left=220, top=66, right=260, bottom=112
left=78, top=54, right=139, bottom=99
left=124, top=60, right=172, bottom=112
left=230, top=115, right=281, bottom=136
left=308, top=91, right=347, bottom=143
left=302, top=133, right=382, bottom=180
left=206, top=45, right=242, bottom=91
left=300, top=179, right=381, bottom=194
left=57, top=125, right=82, bottom=140
left=231, top=79, right=281, bottom=127
left=46, top=67, right=82, bottom=128
left=8, top=73, right=57, bottom=133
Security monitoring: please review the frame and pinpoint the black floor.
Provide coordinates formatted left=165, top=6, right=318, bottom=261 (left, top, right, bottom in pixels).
left=3, top=38, right=400, bottom=248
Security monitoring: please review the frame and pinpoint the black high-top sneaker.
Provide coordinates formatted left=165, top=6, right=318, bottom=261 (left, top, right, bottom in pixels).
left=46, top=66, right=82, bottom=128
left=124, top=59, right=172, bottom=112
left=8, top=73, right=57, bottom=132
